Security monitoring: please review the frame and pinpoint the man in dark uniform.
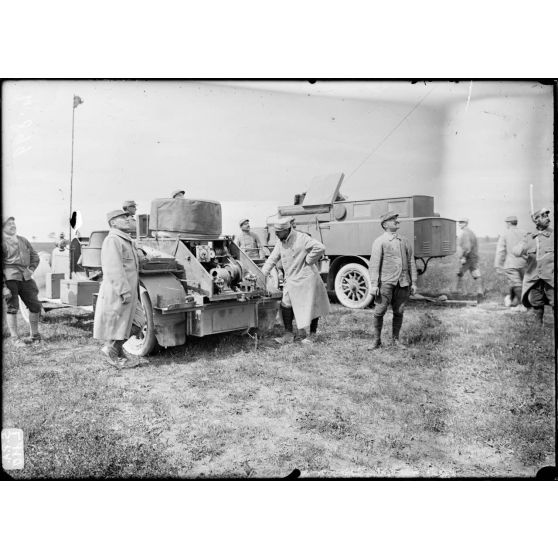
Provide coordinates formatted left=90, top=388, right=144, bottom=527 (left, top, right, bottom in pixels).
left=2, top=216, right=43, bottom=346
left=368, top=211, right=417, bottom=349
left=513, top=208, right=554, bottom=325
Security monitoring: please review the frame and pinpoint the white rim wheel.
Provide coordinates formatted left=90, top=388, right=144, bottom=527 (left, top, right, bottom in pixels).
left=334, top=263, right=373, bottom=309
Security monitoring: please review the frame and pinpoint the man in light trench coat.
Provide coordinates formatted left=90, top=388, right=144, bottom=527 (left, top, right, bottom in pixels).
left=262, top=216, right=330, bottom=344
left=93, top=209, right=142, bottom=366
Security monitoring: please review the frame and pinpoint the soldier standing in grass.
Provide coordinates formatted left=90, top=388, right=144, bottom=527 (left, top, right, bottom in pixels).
left=512, top=208, right=554, bottom=325
left=2, top=216, right=43, bottom=346
left=494, top=215, right=527, bottom=308
left=237, top=218, right=264, bottom=259
left=262, top=216, right=330, bottom=344
left=93, top=209, right=141, bottom=366
left=368, top=211, right=417, bottom=350
left=455, top=217, right=484, bottom=302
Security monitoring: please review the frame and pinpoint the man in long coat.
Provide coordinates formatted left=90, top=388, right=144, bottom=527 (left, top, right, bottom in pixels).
left=262, top=216, right=330, bottom=344
left=94, top=209, right=140, bottom=366
left=512, top=207, right=554, bottom=325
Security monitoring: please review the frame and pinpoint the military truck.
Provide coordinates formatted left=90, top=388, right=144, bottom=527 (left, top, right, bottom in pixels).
left=76, top=198, right=281, bottom=356
left=255, top=173, right=456, bottom=309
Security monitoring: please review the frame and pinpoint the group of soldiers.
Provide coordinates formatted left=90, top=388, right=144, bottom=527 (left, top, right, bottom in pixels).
left=455, top=209, right=554, bottom=325
left=2, top=199, right=554, bottom=359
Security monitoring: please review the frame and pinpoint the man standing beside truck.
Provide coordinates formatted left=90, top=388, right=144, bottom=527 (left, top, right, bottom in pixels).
left=262, top=216, right=330, bottom=344
left=237, top=218, right=264, bottom=259
left=368, top=211, right=417, bottom=349
left=93, top=209, right=141, bottom=367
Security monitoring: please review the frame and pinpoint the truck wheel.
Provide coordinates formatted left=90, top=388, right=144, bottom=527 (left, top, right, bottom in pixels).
left=334, top=263, right=373, bottom=309
left=123, top=287, right=157, bottom=357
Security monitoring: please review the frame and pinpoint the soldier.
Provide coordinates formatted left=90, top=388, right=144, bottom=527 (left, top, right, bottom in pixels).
left=93, top=209, right=141, bottom=367
left=512, top=208, right=554, bottom=325
left=171, top=189, right=185, bottom=199
left=494, top=215, right=527, bottom=307
left=56, top=232, right=69, bottom=251
left=455, top=217, right=484, bottom=301
left=262, top=216, right=330, bottom=344
left=368, top=211, right=417, bottom=350
left=2, top=216, right=43, bottom=346
left=123, top=200, right=137, bottom=234
left=237, top=218, right=264, bottom=259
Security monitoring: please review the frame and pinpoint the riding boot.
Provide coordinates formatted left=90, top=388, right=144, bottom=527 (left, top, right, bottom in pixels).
left=512, top=286, right=523, bottom=307
left=6, top=313, right=19, bottom=338
left=475, top=278, right=484, bottom=301
left=455, top=276, right=464, bottom=294
left=392, top=314, right=404, bottom=342
left=310, top=318, right=319, bottom=334
left=23, top=312, right=42, bottom=343
left=532, top=307, right=544, bottom=326
left=368, top=316, right=383, bottom=350
left=276, top=305, right=295, bottom=344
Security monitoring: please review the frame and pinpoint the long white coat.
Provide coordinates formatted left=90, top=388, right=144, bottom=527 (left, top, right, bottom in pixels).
left=262, top=230, right=330, bottom=329
left=93, top=229, right=139, bottom=340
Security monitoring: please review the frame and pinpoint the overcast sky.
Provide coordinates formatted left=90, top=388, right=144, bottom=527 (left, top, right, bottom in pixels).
left=2, top=80, right=553, bottom=239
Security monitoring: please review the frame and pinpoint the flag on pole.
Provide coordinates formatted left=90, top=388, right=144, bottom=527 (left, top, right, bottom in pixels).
left=73, top=95, right=84, bottom=109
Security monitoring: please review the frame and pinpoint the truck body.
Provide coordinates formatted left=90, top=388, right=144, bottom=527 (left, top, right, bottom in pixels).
left=255, top=173, right=456, bottom=308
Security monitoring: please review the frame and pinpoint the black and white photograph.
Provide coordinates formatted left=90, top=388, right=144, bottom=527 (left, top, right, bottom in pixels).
left=2, top=79, right=555, bottom=480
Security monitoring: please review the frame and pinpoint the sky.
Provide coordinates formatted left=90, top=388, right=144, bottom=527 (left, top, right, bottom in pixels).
left=2, top=80, right=553, bottom=240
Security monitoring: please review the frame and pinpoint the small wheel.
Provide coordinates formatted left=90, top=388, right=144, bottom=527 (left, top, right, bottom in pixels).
left=123, top=287, right=157, bottom=356
left=334, top=263, right=373, bottom=309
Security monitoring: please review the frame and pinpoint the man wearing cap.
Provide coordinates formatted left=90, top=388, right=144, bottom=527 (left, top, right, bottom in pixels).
left=494, top=216, right=527, bottom=307
left=122, top=200, right=137, bottom=236
left=171, top=189, right=185, bottom=199
left=455, top=218, right=484, bottom=300
left=93, top=209, right=141, bottom=366
left=512, top=208, right=554, bottom=324
left=368, top=211, right=417, bottom=349
left=2, top=216, right=43, bottom=346
left=261, top=216, right=330, bottom=344
left=237, top=219, right=264, bottom=259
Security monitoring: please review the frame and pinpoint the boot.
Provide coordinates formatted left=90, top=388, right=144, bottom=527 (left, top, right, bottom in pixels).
left=475, top=279, right=484, bottom=303
left=6, top=314, right=26, bottom=347
left=6, top=313, right=19, bottom=338
left=301, top=318, right=320, bottom=345
left=512, top=286, right=523, bottom=307
left=392, top=315, right=405, bottom=348
left=454, top=275, right=464, bottom=294
left=532, top=307, right=544, bottom=326
left=22, top=312, right=42, bottom=343
left=275, top=305, right=294, bottom=344
left=368, top=316, right=383, bottom=350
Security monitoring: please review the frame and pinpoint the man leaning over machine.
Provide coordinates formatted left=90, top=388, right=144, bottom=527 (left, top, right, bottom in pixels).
left=262, top=216, right=330, bottom=344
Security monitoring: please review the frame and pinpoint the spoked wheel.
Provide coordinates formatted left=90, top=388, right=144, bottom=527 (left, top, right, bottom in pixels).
left=123, top=287, right=157, bottom=357
left=334, top=263, right=373, bottom=309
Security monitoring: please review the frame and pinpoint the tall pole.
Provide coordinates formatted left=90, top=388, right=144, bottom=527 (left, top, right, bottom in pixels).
left=69, top=100, right=76, bottom=279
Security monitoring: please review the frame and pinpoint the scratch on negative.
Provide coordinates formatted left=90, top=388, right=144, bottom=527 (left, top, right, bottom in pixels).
left=465, top=80, right=473, bottom=112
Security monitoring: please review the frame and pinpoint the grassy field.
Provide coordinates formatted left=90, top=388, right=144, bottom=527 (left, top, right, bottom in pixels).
left=2, top=245, right=555, bottom=478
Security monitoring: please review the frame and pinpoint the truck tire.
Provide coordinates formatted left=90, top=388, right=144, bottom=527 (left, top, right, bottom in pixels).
left=334, top=262, right=373, bottom=309
left=123, top=287, right=157, bottom=357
